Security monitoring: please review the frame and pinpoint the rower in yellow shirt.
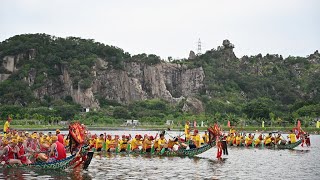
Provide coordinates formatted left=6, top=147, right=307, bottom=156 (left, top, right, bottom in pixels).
left=254, top=134, right=263, bottom=147
left=245, top=133, right=253, bottom=146
left=193, top=130, right=201, bottom=148
left=95, top=134, right=104, bottom=152
left=119, top=135, right=128, bottom=152
left=235, top=134, right=241, bottom=146
left=202, top=131, right=209, bottom=144
left=264, top=133, right=272, bottom=146
left=131, top=135, right=142, bottom=152
left=288, top=130, right=297, bottom=144
left=157, top=134, right=167, bottom=151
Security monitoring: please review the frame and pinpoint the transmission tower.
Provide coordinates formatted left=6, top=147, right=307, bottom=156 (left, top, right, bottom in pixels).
left=197, top=38, right=202, bottom=55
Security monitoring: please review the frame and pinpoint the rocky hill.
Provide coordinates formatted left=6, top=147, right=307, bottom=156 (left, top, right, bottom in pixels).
left=0, top=34, right=319, bottom=122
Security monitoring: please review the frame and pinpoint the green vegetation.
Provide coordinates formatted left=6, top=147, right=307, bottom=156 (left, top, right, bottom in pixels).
left=0, top=34, right=320, bottom=129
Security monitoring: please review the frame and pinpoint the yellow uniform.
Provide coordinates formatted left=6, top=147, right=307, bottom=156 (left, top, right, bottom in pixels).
left=202, top=134, right=209, bottom=144
left=3, top=121, right=10, bottom=133
left=236, top=136, right=241, bottom=145
left=95, top=138, right=104, bottom=149
left=245, top=137, right=252, bottom=146
left=288, top=134, right=296, bottom=143
left=254, top=138, right=261, bottom=146
left=193, top=134, right=201, bottom=148
left=265, top=136, right=272, bottom=144
left=131, top=138, right=141, bottom=150
left=157, top=138, right=166, bottom=150
left=119, top=140, right=128, bottom=150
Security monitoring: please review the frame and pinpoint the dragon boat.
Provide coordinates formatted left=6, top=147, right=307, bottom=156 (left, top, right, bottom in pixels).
left=2, top=122, right=93, bottom=170
left=95, top=140, right=216, bottom=157
left=227, top=139, right=302, bottom=150
left=94, top=124, right=222, bottom=157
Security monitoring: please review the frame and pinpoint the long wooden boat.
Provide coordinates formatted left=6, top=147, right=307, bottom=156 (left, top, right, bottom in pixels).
left=2, top=122, right=92, bottom=170
left=94, top=141, right=216, bottom=157
left=228, top=139, right=302, bottom=150
left=4, top=145, right=90, bottom=169
left=94, top=124, right=222, bottom=157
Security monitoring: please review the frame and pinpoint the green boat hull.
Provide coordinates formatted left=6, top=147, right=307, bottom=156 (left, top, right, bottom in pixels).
left=228, top=139, right=302, bottom=149
left=3, top=145, right=90, bottom=170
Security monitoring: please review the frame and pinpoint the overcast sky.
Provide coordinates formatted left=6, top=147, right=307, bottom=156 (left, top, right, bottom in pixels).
left=0, top=0, right=319, bottom=59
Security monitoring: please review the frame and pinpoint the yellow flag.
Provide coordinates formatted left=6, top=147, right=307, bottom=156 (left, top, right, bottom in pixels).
left=262, top=121, right=265, bottom=128
left=317, top=121, right=320, bottom=128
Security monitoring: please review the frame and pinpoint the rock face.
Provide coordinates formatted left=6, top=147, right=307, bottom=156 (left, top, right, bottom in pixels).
left=92, top=62, right=205, bottom=104
left=28, top=60, right=205, bottom=110
left=182, top=97, right=204, bottom=114
left=188, top=51, right=196, bottom=60
left=0, top=49, right=204, bottom=113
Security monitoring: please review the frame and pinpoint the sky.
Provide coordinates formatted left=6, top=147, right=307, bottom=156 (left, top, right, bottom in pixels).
left=0, top=0, right=319, bottom=59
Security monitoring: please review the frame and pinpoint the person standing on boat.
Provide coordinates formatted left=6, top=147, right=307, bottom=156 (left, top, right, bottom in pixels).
left=288, top=130, right=297, bottom=144
left=305, top=133, right=311, bottom=147
left=48, top=136, right=66, bottom=162
left=56, top=129, right=64, bottom=144
left=221, top=134, right=228, bottom=155
left=3, top=116, right=12, bottom=134
left=184, top=121, right=190, bottom=141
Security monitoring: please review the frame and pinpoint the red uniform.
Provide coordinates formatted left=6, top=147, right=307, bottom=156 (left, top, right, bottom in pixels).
left=58, top=134, right=64, bottom=144
left=18, top=144, right=28, bottom=164
left=52, top=141, right=66, bottom=160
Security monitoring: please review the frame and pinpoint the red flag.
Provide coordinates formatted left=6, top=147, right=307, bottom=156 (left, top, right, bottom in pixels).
left=227, top=121, right=231, bottom=128
left=193, top=121, right=197, bottom=127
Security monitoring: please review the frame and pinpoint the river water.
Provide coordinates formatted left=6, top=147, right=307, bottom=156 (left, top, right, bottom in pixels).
left=1, top=130, right=319, bottom=180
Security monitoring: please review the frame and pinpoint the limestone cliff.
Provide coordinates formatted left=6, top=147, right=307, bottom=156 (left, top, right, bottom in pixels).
left=1, top=54, right=205, bottom=110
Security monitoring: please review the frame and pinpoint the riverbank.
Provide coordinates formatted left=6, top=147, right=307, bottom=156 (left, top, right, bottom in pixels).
left=7, top=124, right=320, bottom=134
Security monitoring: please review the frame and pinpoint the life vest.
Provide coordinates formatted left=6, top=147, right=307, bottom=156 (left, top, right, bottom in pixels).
left=18, top=144, right=25, bottom=156
left=57, top=134, right=64, bottom=144
left=6, top=145, right=16, bottom=160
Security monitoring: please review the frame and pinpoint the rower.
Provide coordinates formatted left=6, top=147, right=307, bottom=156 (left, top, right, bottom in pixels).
left=157, top=134, right=167, bottom=151
left=190, top=129, right=201, bottom=149
left=144, top=136, right=154, bottom=152
left=254, top=134, right=263, bottom=147
left=264, top=133, right=273, bottom=146
left=288, top=130, right=297, bottom=144
left=47, top=136, right=66, bottom=162
left=1, top=139, right=22, bottom=165
left=119, top=135, right=128, bottom=152
left=202, top=131, right=209, bottom=144
left=95, top=134, right=104, bottom=152
left=17, top=137, right=31, bottom=164
left=131, top=135, right=142, bottom=152
left=275, top=134, right=282, bottom=144
left=245, top=133, right=253, bottom=146
left=235, top=133, right=241, bottom=146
